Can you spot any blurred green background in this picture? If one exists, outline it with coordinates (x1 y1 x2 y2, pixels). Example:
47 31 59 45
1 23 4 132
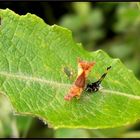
0 2 140 138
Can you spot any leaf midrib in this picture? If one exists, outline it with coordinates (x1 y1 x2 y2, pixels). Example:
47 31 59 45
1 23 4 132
101 89 140 100
0 71 140 100
0 71 71 88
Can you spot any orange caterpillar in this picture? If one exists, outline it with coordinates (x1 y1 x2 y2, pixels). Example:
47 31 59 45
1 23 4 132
64 59 95 101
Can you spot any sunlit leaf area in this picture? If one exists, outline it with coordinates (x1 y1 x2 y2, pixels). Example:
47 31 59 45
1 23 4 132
0 2 140 138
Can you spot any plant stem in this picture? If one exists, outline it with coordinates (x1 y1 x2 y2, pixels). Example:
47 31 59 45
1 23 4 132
11 118 19 138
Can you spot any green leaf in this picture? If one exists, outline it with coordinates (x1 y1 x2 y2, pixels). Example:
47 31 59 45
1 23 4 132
55 128 90 138
122 131 140 138
54 127 126 138
137 2 140 10
0 9 140 129
114 5 140 32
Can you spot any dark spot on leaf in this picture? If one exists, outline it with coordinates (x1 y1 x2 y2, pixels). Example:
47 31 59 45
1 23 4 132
63 67 72 78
